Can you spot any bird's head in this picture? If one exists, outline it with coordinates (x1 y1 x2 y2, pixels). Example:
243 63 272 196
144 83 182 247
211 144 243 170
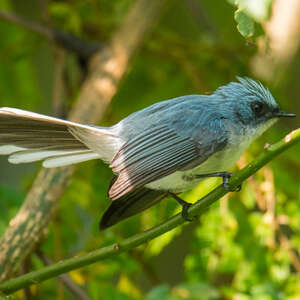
214 77 296 130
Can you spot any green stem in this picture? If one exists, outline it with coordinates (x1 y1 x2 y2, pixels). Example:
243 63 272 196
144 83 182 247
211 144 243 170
0 129 299 295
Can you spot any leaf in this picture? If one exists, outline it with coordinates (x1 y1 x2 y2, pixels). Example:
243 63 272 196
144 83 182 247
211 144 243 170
173 283 220 300
146 285 171 300
232 0 274 21
234 9 255 38
118 275 142 299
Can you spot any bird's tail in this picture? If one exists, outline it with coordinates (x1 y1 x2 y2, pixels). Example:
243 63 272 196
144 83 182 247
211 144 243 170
0 107 119 167
100 186 167 229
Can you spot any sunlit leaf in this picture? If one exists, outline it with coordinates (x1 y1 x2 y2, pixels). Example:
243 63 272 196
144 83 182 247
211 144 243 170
234 9 254 38
118 275 142 299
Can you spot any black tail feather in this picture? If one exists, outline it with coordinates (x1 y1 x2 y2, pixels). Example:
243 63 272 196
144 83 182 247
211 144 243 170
100 187 167 230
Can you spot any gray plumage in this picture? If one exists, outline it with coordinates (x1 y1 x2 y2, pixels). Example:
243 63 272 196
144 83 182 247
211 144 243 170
0 77 295 229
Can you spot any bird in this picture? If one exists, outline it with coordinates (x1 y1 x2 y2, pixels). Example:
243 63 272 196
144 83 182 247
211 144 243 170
0 77 295 229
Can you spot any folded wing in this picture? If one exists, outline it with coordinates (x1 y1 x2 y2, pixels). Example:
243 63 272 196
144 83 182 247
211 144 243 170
108 109 227 199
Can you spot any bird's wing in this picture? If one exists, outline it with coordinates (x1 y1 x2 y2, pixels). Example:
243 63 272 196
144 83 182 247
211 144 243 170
108 109 227 199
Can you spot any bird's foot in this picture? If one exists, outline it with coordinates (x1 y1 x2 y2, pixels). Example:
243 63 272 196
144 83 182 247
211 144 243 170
194 171 241 192
181 202 194 222
168 192 195 222
221 172 241 192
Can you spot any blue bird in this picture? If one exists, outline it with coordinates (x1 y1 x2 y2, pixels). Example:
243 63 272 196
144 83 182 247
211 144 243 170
0 77 295 229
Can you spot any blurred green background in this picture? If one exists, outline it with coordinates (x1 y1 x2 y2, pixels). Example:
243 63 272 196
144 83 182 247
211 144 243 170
0 0 299 299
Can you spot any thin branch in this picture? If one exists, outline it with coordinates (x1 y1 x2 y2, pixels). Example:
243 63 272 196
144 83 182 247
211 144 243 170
52 48 67 117
19 258 32 300
0 10 53 39
0 10 102 60
185 0 220 39
0 129 299 295
39 0 52 26
36 251 90 300
52 29 102 60
130 249 161 286
279 233 300 272
0 0 168 282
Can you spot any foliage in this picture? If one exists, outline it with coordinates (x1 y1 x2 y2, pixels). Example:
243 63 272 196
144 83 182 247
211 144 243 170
234 10 254 38
0 0 299 299
230 0 273 38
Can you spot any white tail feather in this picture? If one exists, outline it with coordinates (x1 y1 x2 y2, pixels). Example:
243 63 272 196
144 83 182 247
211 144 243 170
43 152 101 168
8 149 92 164
0 107 121 167
0 107 93 130
0 145 26 155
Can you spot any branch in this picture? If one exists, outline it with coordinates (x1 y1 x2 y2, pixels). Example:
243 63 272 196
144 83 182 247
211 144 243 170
0 10 102 60
0 129 299 295
36 250 90 300
185 0 220 39
130 249 161 285
0 0 167 281
0 10 52 39
51 48 67 117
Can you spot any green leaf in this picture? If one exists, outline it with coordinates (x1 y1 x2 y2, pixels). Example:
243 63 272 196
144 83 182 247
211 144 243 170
234 9 255 38
146 285 171 300
232 0 274 22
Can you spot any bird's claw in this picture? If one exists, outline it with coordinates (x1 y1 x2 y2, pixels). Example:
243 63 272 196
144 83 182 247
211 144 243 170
222 173 242 192
181 202 196 222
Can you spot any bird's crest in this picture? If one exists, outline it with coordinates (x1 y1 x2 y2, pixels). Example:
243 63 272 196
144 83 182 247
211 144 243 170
236 76 277 108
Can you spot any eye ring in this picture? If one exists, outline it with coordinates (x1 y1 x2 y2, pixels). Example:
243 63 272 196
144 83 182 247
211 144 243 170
251 101 265 116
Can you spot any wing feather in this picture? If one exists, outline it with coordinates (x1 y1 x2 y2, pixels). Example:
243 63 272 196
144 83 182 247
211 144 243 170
109 110 227 200
109 144 196 198
111 125 172 167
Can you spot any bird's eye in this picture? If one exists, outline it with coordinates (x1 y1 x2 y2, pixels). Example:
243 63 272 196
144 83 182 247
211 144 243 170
251 101 265 117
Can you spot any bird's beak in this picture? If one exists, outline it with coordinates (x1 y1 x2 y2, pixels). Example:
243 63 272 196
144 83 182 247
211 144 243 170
273 110 296 118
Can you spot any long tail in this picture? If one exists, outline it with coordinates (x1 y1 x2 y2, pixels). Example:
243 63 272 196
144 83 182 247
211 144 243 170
0 107 119 167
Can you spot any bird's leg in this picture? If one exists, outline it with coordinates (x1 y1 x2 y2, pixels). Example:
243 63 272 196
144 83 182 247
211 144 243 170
168 192 195 222
194 172 241 192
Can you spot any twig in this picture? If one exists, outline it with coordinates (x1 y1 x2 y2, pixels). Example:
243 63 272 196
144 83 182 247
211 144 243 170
0 10 53 39
0 128 299 295
130 249 161 286
185 0 220 39
39 0 51 26
52 29 101 60
36 250 90 300
0 0 168 282
52 48 67 117
0 10 101 60
39 0 67 118
19 258 32 300
279 233 300 272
